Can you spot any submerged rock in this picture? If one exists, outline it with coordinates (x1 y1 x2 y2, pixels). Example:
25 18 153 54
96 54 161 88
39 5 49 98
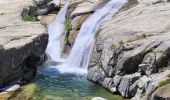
0 84 20 92
0 92 13 100
91 97 106 100
0 84 20 99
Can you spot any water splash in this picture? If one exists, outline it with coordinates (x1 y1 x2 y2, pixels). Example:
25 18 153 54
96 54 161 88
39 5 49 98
46 0 127 75
46 2 69 62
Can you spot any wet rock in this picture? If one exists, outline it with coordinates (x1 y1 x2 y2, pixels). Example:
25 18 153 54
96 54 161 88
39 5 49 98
38 14 57 27
0 84 20 100
87 67 106 84
68 30 78 44
117 73 141 98
102 78 113 89
71 0 104 18
71 14 90 30
91 97 106 100
0 84 20 92
0 92 13 100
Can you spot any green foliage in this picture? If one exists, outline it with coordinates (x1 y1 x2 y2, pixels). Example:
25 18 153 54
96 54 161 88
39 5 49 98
21 10 37 22
158 78 170 87
64 20 72 32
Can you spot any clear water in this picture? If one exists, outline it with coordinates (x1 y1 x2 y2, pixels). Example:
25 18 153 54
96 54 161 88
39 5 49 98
12 65 123 100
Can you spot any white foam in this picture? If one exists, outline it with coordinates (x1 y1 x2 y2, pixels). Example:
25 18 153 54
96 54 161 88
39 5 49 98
50 64 87 75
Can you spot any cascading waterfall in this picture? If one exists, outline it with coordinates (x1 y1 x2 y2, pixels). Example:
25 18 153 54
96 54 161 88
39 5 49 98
66 0 127 69
47 0 127 74
46 2 69 62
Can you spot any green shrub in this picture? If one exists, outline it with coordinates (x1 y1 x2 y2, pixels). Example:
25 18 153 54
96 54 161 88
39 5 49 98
21 11 37 22
64 20 72 32
158 78 170 87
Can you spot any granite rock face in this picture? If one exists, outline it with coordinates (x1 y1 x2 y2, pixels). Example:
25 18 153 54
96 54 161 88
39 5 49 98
88 0 170 99
0 0 48 87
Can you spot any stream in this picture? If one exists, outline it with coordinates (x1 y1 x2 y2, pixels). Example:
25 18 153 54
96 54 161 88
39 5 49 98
11 63 123 100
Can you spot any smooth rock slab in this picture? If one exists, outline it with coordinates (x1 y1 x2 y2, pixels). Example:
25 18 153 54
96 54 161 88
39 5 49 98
0 0 48 87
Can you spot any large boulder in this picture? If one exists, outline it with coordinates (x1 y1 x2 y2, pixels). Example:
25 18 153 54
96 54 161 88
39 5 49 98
151 84 170 100
71 0 107 18
0 0 48 87
88 0 170 98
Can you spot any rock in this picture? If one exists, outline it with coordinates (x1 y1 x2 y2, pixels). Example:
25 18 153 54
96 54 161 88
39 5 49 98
0 84 20 92
139 41 170 76
91 97 106 100
11 83 38 99
50 0 65 7
33 0 51 6
71 14 90 30
137 76 151 90
113 75 122 88
27 0 61 17
102 78 113 89
137 0 168 5
110 87 117 93
0 0 48 87
0 92 13 100
87 67 106 84
88 0 170 98
29 3 58 16
0 84 20 100
68 30 78 44
117 73 141 98
39 14 57 27
151 84 170 100
71 0 104 17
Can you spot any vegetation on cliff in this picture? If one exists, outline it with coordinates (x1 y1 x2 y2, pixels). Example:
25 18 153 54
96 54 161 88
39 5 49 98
21 10 38 22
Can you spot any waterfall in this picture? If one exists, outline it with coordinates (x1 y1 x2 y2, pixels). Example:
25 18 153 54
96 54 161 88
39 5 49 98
45 2 69 62
47 0 127 74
